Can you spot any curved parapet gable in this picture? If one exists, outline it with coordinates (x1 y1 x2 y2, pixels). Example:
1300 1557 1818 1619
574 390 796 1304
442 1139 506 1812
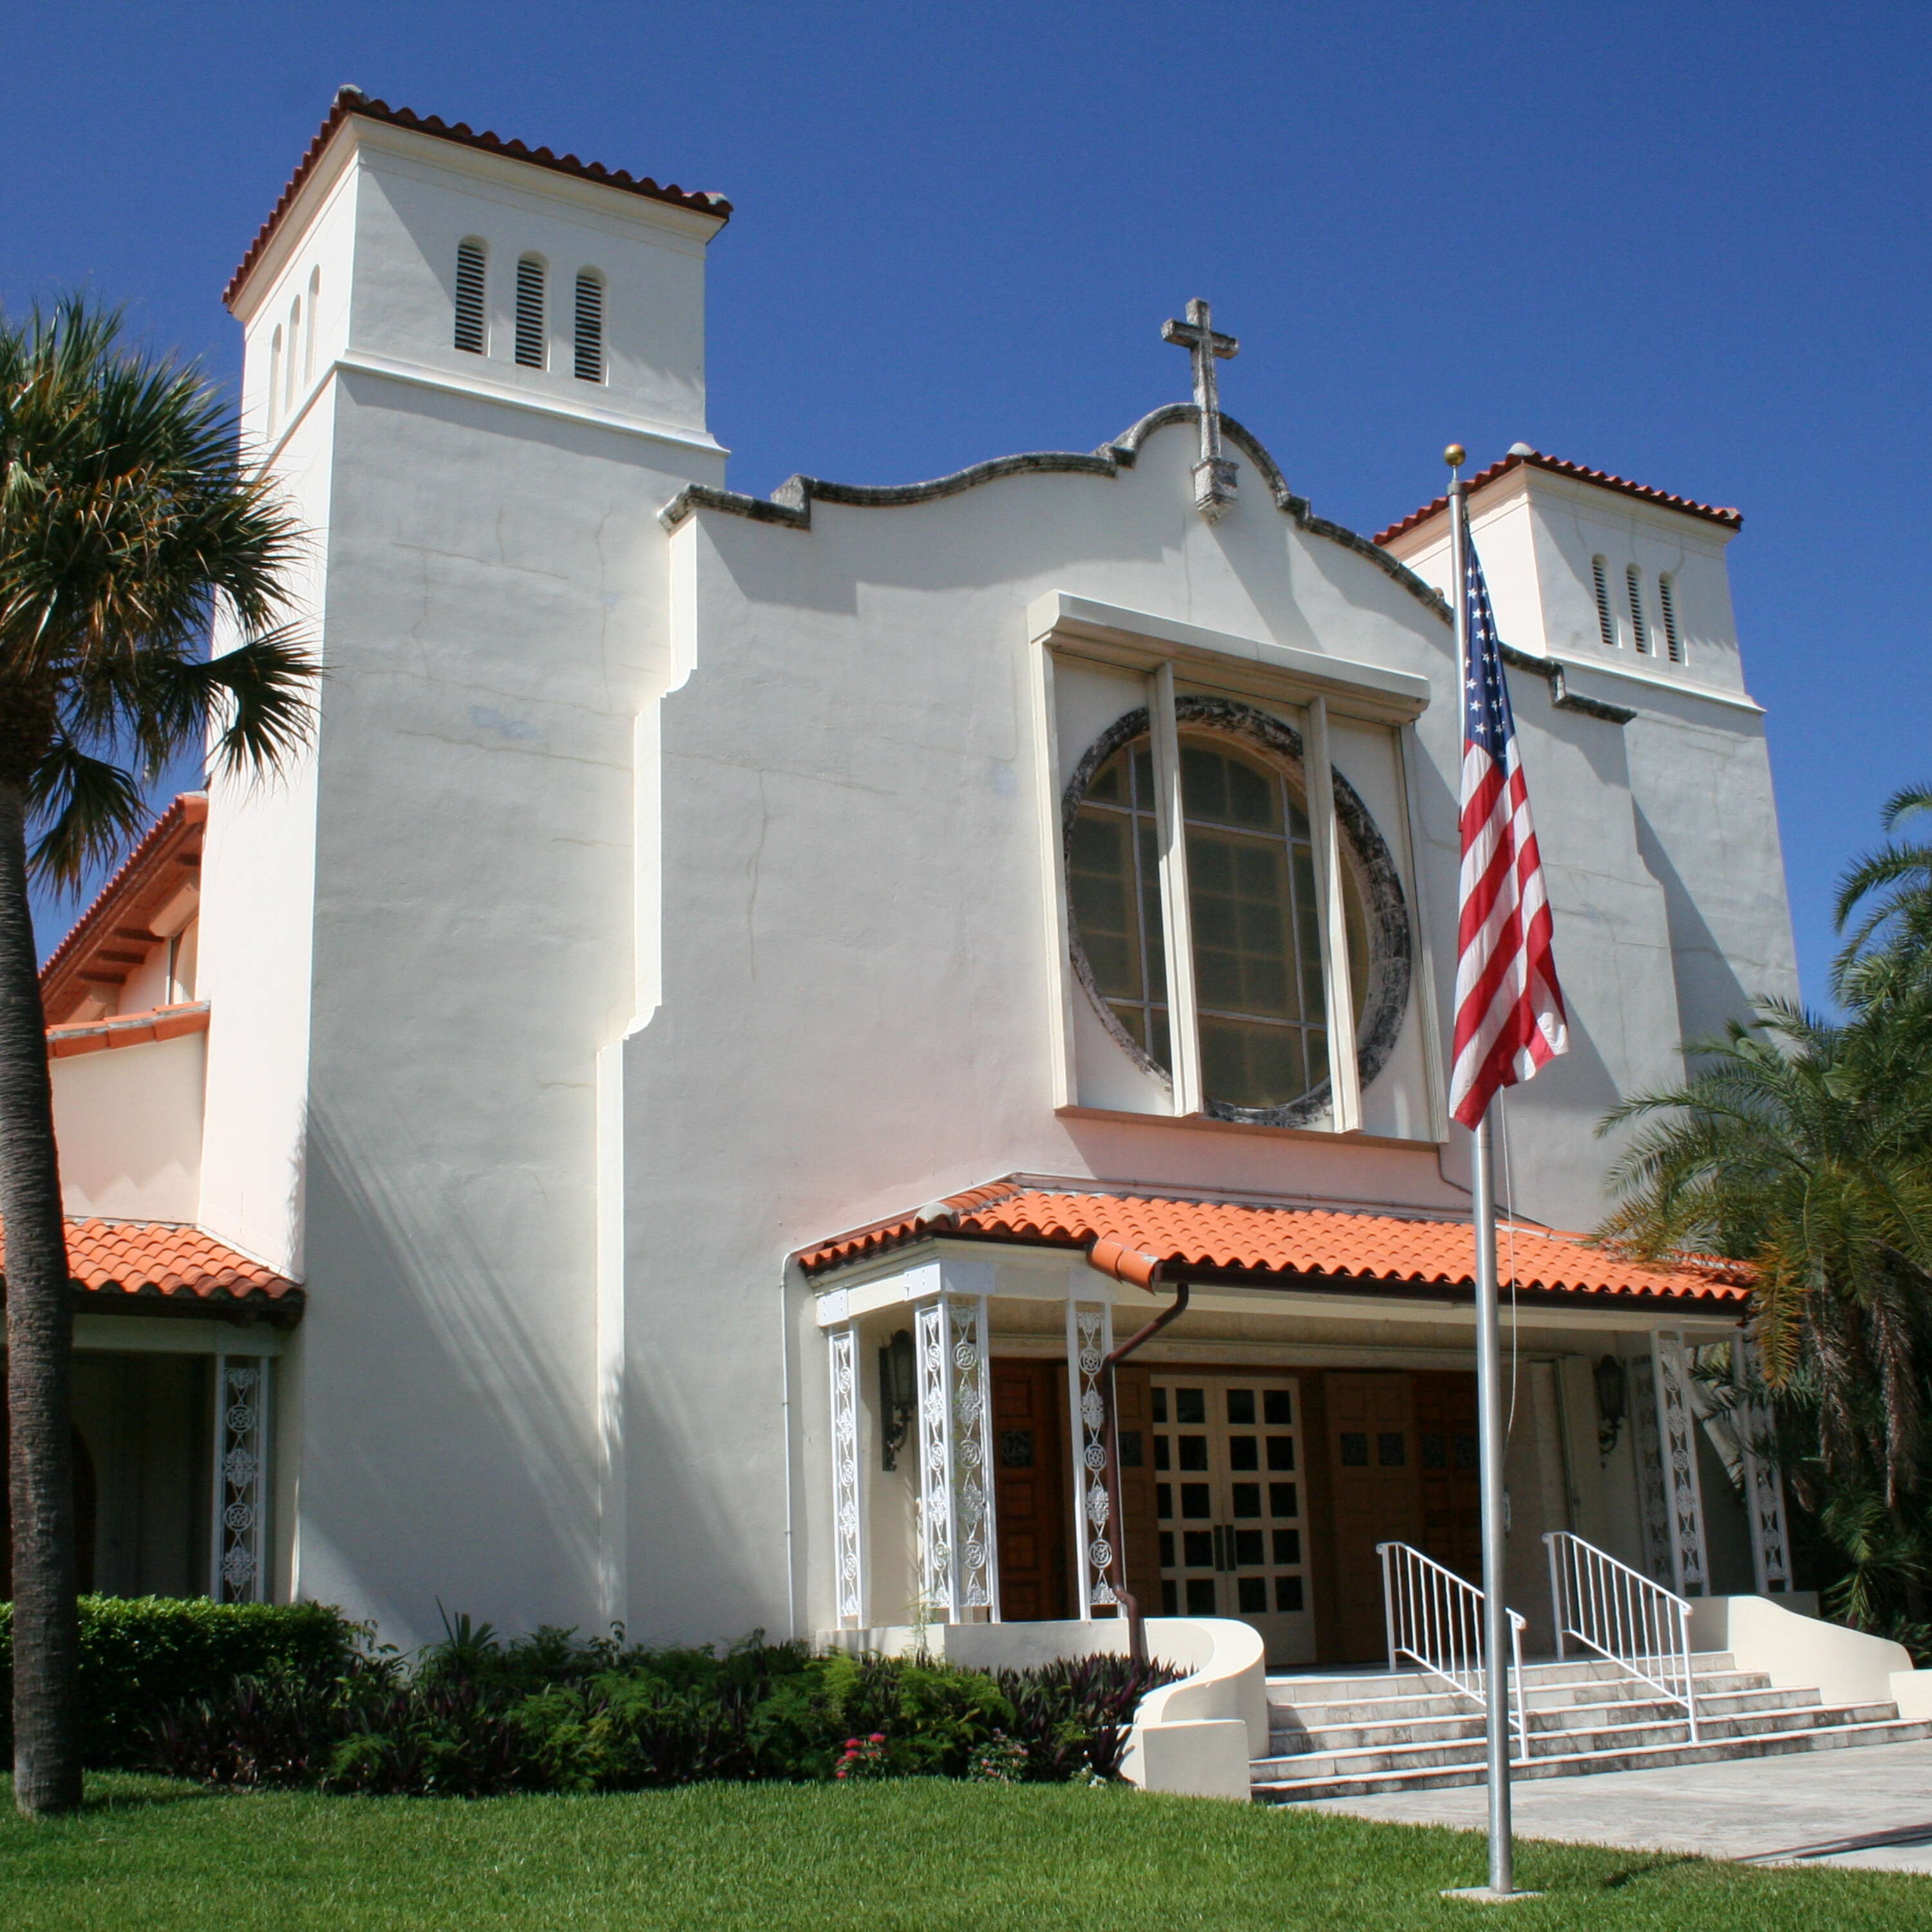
660 402 1449 617
658 404 1631 728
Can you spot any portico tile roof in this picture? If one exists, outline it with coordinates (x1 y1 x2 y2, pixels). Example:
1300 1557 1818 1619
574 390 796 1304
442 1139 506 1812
1373 448 1743 549
1 1219 301 1316
798 1180 1748 1307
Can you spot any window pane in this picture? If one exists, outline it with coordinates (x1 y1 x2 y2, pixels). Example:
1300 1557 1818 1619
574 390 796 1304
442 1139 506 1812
1276 1575 1305 1613
1178 1435 1209 1471
1236 1575 1267 1613
1070 810 1141 999
1200 1019 1307 1112
1269 1482 1299 1518
1263 1389 1293 1425
1230 1482 1260 1519
1226 1436 1258 1471
1233 1528 1264 1566
1273 1528 1302 1565
1227 1388 1257 1425
1175 1388 1206 1424
1265 1436 1296 1472
1186 1577 1217 1614
1087 750 1127 803
1183 1529 1215 1568
1180 1483 1212 1519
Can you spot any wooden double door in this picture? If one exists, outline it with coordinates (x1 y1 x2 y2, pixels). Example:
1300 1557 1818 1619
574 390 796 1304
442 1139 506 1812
989 1358 1482 1665
1324 1370 1482 1660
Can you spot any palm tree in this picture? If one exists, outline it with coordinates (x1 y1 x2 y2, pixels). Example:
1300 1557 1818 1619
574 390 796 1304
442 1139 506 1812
1598 998 1932 1510
1 300 312 1816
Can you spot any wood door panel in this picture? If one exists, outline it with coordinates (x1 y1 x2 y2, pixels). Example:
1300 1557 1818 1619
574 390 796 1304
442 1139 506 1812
992 1359 1070 1622
1113 1365 1162 1618
1413 1372 1482 1583
1324 1372 1421 1663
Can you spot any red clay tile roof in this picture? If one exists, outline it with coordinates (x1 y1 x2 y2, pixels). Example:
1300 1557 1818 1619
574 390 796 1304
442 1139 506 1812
0 1219 301 1316
798 1181 1748 1307
226 88 732 310
46 1003 209 1061
1373 448 1743 550
39 793 205 1023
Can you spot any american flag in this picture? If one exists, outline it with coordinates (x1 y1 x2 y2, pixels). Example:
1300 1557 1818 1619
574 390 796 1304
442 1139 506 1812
1448 511 1568 1128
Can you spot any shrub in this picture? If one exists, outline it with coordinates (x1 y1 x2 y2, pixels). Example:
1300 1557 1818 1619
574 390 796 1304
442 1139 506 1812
0 1596 361 1768
137 1621 1178 1796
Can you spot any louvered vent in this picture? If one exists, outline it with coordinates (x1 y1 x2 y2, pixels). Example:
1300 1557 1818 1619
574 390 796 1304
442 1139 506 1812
515 256 546 368
574 270 605 383
454 240 487 354
1591 556 1616 648
1658 573 1684 663
1627 564 1650 654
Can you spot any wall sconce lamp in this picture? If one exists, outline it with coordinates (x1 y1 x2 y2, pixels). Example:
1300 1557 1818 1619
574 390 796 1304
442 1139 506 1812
1595 1354 1628 1457
878 1329 916 1471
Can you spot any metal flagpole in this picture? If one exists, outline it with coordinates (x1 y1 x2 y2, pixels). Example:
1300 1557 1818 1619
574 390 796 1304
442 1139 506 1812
1446 449 1522 1902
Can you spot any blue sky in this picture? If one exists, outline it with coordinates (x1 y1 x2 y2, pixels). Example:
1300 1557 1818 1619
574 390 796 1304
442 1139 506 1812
5 0 1926 1007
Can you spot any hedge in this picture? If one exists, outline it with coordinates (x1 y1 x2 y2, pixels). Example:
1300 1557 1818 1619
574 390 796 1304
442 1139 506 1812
0 1596 359 1768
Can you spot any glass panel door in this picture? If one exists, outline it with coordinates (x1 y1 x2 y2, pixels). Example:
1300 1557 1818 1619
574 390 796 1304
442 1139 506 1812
1151 1372 1314 1665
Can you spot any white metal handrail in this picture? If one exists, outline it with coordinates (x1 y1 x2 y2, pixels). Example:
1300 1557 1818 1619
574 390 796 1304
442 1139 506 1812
1544 1530 1699 1743
1377 1540 1529 1761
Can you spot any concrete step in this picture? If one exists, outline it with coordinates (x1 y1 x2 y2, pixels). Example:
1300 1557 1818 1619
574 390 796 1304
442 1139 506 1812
1251 1714 1932 1804
1268 1687 1835 1756
1269 1672 1769 1730
1265 1653 1743 1709
1258 1700 1900 1777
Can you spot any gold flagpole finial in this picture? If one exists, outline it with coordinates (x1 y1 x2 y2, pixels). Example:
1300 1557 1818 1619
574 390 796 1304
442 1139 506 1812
1444 443 1466 470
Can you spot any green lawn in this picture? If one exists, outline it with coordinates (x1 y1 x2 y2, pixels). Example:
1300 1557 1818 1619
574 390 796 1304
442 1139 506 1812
0 1776 1924 1931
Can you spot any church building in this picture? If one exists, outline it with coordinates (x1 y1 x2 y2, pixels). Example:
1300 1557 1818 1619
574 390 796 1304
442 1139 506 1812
23 91 1799 1672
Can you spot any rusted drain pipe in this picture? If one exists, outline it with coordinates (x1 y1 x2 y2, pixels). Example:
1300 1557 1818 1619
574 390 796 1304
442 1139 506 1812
1088 1237 1189 1668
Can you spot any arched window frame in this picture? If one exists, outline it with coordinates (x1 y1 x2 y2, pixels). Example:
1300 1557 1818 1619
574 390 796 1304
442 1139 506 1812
285 298 301 415
454 238 488 354
1060 687 1411 1132
515 253 547 369
573 268 606 383
1591 555 1617 649
267 326 283 436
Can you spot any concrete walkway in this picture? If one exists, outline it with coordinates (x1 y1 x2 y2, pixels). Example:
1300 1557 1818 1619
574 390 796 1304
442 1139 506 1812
1287 1739 1932 1873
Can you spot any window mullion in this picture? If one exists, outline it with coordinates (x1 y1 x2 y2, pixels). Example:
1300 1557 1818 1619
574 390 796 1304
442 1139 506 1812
1148 661 1203 1115
1303 696 1362 1133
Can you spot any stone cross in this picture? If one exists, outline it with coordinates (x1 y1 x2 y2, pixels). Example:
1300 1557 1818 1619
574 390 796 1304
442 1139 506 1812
1162 298 1240 521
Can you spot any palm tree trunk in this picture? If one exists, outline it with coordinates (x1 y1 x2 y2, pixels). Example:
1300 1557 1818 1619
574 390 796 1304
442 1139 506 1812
0 777 80 1817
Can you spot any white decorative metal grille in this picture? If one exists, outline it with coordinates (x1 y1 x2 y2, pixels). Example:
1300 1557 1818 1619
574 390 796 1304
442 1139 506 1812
914 1300 954 1615
829 1325 864 1625
1629 1353 1674 1587
911 1293 998 1620
211 1357 269 1602
949 1297 998 1615
1066 1299 1116 1613
1732 1374 1792 1594
1651 1331 1709 1596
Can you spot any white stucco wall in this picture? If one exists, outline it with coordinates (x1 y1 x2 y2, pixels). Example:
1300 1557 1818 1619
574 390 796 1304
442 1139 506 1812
52 1032 205 1222
190 113 1788 1650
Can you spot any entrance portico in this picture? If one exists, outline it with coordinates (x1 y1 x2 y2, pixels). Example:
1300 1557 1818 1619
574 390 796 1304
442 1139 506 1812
802 1179 1782 1665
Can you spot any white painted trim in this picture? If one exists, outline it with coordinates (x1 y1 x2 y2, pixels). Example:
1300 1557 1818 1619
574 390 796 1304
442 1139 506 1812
1396 723 1452 1143
332 352 726 457
1030 639 1079 1109
1149 661 1204 1117
1536 650 1764 715
1052 1102 1434 1148
1028 592 1431 720
1303 696 1361 1132
73 1314 285 1356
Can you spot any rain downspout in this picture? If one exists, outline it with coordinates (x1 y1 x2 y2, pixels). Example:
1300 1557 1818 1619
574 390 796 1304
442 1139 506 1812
1088 1237 1189 1668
